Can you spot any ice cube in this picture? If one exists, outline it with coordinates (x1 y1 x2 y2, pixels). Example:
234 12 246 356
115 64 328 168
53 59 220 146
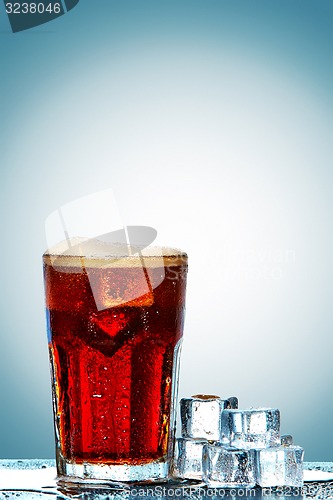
255 445 304 487
87 264 154 311
203 443 256 488
172 437 206 480
281 435 293 446
180 395 238 441
226 397 239 409
221 408 280 449
84 309 139 357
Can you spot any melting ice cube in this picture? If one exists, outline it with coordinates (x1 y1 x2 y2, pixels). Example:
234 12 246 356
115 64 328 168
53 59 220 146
203 443 256 488
255 445 304 487
173 437 206 480
180 395 238 442
221 408 280 449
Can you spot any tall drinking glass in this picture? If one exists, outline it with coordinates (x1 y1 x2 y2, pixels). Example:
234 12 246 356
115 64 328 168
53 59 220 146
43 240 187 486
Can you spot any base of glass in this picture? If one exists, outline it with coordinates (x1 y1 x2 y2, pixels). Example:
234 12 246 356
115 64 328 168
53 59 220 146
56 455 169 488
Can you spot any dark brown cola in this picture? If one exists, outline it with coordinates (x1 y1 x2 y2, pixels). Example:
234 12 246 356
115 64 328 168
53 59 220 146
43 247 187 465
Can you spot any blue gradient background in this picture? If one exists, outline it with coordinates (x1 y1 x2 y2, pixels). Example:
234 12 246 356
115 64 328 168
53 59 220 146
0 1 332 460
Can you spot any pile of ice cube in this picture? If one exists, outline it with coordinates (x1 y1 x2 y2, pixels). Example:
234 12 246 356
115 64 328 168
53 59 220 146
172 395 304 488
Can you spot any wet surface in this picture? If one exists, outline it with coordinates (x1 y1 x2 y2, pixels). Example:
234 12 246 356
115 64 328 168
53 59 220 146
1 461 333 499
